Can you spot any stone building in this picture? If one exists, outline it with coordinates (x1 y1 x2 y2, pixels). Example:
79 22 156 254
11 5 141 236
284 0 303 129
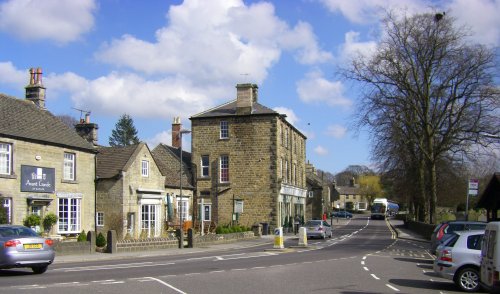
95 143 166 239
190 83 307 231
306 163 332 219
332 178 369 211
0 68 97 236
151 118 195 232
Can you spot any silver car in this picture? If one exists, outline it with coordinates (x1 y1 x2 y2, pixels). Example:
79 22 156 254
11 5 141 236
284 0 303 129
304 220 332 239
0 225 55 274
433 230 484 292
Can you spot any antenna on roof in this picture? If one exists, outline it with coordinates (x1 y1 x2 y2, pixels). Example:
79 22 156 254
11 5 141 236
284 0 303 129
72 107 91 121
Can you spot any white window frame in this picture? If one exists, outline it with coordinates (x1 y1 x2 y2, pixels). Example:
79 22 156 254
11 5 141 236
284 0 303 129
220 121 229 139
2 198 12 224
141 160 149 177
63 152 75 181
141 204 160 237
220 155 229 183
57 197 81 234
202 204 211 221
0 143 12 175
96 212 104 227
177 198 189 222
201 155 209 177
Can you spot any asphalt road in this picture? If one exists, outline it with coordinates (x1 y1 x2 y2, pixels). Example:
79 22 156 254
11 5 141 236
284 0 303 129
0 217 477 294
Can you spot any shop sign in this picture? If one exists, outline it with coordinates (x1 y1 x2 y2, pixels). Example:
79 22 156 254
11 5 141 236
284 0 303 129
21 165 55 193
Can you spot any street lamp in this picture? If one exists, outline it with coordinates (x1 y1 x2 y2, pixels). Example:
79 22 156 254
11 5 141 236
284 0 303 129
178 129 191 249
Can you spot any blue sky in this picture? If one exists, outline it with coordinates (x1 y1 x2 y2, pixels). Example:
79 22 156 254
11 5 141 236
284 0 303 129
1 0 499 174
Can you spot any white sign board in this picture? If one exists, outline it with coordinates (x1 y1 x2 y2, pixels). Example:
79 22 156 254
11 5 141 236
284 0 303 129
235 200 244 213
468 179 479 196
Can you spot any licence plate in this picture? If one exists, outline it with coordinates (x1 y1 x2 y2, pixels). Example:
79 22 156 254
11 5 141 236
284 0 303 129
24 243 42 249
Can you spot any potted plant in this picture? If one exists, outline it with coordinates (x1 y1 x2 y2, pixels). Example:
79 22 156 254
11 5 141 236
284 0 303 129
42 213 58 235
23 214 41 232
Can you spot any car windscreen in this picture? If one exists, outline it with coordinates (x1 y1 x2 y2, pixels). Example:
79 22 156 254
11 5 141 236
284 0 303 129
0 227 38 237
467 224 487 230
305 221 321 226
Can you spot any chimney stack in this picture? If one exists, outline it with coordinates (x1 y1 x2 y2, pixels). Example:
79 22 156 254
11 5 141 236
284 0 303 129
25 67 46 109
172 117 181 148
236 83 258 115
75 112 99 145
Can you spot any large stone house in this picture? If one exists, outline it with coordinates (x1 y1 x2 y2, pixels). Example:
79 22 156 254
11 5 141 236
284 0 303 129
151 118 195 232
95 143 165 239
0 68 97 236
332 178 369 211
190 83 307 231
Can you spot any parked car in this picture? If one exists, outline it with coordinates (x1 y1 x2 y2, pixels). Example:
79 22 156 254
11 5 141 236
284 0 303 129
480 221 500 293
304 220 332 239
433 230 484 292
331 211 353 218
0 225 55 274
430 221 487 255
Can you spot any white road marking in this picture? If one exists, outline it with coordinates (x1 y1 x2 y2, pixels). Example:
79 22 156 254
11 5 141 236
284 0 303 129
371 274 380 280
361 261 365 265
363 267 369 271
386 284 400 291
145 277 187 294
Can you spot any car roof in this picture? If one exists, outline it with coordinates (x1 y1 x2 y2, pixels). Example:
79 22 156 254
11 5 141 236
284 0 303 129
453 230 485 236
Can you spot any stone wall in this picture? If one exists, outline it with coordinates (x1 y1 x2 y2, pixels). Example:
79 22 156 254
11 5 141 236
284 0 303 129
53 240 94 256
116 237 179 252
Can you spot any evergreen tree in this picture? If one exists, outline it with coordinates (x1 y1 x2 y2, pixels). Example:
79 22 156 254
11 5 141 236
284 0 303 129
109 114 140 146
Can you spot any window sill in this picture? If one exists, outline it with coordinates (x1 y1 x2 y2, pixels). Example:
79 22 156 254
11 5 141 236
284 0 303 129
218 182 231 186
0 173 17 179
61 179 79 184
197 176 211 181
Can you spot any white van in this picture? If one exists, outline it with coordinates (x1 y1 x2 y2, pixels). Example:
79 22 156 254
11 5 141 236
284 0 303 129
480 222 500 293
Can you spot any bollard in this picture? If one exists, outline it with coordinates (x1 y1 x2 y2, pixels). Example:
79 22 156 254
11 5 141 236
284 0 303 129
273 227 284 249
298 227 308 247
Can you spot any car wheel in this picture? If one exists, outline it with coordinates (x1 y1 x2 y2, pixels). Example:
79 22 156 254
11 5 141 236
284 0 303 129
455 267 480 292
328 231 332 238
32 266 48 274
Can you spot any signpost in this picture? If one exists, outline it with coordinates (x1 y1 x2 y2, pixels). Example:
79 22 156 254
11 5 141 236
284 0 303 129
465 179 479 221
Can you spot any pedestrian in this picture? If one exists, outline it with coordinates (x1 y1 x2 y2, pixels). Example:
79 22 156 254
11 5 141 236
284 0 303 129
294 215 300 235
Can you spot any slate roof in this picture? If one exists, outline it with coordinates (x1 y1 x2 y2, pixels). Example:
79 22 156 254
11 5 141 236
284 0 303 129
0 93 95 152
335 185 362 195
190 100 277 118
151 144 194 189
96 144 142 179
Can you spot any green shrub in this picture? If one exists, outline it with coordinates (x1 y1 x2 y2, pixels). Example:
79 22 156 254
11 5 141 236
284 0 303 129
77 230 87 242
23 214 41 227
96 232 106 247
42 213 58 232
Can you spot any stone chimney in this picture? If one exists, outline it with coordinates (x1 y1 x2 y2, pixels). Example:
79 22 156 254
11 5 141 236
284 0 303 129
75 113 99 145
25 67 46 109
236 83 258 115
350 177 355 187
172 117 181 148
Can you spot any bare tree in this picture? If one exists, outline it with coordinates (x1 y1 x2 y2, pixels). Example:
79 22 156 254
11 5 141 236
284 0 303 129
344 11 499 223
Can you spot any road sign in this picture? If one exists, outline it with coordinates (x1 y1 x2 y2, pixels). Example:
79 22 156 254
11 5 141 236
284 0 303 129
468 179 479 196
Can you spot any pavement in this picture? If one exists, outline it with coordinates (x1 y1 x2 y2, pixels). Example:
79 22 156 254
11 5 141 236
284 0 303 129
53 217 429 264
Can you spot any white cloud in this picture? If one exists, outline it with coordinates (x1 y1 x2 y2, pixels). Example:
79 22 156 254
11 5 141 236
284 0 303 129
95 0 331 85
273 107 299 126
296 69 352 107
319 0 426 24
339 31 377 63
445 0 500 46
326 124 347 138
0 0 97 44
314 145 328 156
0 62 27 87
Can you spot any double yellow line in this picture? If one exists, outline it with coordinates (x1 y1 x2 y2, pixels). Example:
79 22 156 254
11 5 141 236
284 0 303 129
386 218 397 239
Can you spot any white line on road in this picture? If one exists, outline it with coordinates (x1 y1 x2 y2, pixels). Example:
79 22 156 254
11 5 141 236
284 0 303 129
361 261 365 265
145 277 187 294
386 284 400 291
371 274 380 280
363 256 367 260
363 267 369 271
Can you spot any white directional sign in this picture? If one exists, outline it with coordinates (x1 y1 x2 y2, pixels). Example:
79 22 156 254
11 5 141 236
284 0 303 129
468 179 479 196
